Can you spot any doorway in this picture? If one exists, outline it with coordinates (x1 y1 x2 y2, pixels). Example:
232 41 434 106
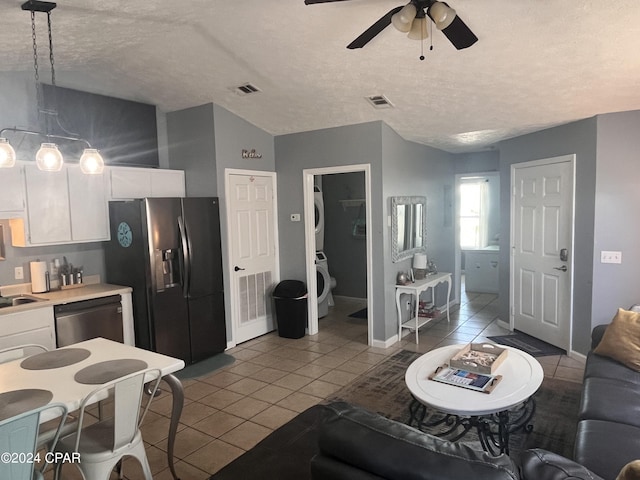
510 155 575 351
454 172 500 301
303 164 373 345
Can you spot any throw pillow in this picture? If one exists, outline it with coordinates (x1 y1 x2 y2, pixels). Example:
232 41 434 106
616 460 640 480
594 308 640 372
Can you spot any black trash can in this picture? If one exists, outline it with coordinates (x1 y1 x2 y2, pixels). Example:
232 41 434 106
273 280 308 339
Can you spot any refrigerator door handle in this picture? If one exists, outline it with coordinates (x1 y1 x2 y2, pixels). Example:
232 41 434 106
178 215 190 298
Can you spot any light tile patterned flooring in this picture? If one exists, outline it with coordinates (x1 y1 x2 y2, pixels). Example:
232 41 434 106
53 288 585 479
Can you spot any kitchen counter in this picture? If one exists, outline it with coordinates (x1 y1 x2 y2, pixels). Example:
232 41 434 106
0 283 132 315
0 282 135 348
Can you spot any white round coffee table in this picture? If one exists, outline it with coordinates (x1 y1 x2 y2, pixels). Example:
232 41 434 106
405 344 544 455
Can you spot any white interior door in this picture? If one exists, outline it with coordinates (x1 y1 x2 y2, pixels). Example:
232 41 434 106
227 172 278 344
511 155 575 350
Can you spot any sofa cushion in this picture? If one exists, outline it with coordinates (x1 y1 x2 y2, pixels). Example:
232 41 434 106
593 308 640 372
578 377 640 428
520 449 604 480
574 419 640 480
314 402 520 480
583 351 640 386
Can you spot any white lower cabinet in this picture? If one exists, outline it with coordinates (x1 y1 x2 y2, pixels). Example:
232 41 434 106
0 306 56 357
465 249 500 294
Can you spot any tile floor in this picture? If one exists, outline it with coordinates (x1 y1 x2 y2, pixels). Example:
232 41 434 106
52 287 585 479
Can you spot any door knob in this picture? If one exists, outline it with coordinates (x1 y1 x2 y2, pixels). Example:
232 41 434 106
553 265 567 272
234 266 245 272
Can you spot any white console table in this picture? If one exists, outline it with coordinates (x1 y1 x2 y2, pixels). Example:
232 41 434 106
396 272 452 344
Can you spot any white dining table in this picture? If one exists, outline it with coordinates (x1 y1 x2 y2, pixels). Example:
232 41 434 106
0 337 185 480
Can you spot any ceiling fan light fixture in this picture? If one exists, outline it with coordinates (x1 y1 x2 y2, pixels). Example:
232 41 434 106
0 138 16 168
79 148 104 174
36 143 64 172
391 3 417 33
428 1 456 30
407 16 428 40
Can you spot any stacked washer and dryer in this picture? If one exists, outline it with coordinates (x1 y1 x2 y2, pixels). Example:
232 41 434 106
314 185 337 318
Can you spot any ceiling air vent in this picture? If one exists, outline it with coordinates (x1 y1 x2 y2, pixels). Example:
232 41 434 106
234 83 261 96
366 94 394 109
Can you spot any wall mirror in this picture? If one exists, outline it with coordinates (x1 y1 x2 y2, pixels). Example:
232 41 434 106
391 196 427 262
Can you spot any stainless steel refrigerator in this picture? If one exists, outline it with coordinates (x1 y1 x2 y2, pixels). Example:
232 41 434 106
104 197 226 364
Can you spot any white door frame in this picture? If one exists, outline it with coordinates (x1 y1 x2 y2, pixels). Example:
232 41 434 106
303 164 374 345
224 168 280 347
509 155 576 353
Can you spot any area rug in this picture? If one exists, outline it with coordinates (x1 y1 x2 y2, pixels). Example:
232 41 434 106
329 349 580 460
348 307 367 319
210 350 581 479
173 353 235 380
488 330 566 357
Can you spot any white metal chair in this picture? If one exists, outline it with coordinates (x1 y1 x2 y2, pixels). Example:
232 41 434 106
52 368 162 480
0 344 48 364
0 402 68 480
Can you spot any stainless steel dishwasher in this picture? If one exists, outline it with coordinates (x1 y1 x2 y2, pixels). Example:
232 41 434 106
54 295 124 347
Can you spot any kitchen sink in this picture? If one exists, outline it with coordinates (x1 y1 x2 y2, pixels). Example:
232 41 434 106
0 294 46 308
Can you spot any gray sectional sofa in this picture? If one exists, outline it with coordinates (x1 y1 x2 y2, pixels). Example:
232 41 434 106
573 324 640 479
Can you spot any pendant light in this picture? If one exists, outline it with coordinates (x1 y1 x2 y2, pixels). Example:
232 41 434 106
0 0 105 174
0 138 16 168
79 148 105 174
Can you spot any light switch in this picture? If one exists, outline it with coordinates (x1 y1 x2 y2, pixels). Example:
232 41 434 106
15 266 24 280
601 251 622 264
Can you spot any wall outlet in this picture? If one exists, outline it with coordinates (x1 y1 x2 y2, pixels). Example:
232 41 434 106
290 213 301 222
15 266 24 280
601 250 622 264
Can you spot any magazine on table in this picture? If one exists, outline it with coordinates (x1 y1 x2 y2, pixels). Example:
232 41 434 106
429 365 501 393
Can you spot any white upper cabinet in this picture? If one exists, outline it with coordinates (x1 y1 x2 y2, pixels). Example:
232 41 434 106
109 166 185 199
68 167 109 242
0 166 26 213
151 169 185 197
23 164 72 244
8 162 109 246
3 162 184 247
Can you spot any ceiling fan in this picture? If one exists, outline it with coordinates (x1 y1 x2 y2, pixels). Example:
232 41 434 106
304 0 478 50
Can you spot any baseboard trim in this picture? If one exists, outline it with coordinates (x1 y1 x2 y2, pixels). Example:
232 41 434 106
371 335 399 349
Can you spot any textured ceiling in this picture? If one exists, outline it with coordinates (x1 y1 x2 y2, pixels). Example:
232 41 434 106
1 0 640 153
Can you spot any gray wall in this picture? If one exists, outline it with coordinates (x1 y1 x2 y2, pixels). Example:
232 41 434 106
167 103 276 344
498 118 598 354
0 219 105 287
275 121 386 339
455 150 499 174
322 172 366 299
167 104 218 196
591 111 640 326
381 124 456 339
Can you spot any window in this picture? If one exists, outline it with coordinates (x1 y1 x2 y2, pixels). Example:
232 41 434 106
459 178 488 249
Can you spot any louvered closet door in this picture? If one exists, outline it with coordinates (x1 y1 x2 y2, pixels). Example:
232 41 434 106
228 173 277 344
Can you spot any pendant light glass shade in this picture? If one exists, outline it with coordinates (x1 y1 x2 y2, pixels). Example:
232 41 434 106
0 138 16 168
428 2 456 30
391 3 417 33
407 17 428 40
79 148 104 174
36 143 64 171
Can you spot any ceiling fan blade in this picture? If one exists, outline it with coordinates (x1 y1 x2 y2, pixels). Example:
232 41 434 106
439 15 478 49
347 6 403 49
304 0 351 4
